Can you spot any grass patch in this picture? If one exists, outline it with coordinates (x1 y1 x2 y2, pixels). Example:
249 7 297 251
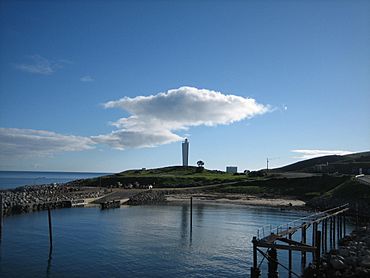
216 185 264 194
81 166 248 187
325 179 370 200
207 175 349 200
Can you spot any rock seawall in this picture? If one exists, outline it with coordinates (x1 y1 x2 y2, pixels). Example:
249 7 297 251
303 226 370 277
126 190 166 205
1 184 104 216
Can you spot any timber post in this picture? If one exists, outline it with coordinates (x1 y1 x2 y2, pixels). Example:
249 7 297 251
267 248 278 278
288 228 292 278
343 212 346 237
251 236 260 278
0 194 3 238
315 230 321 265
48 206 53 250
333 216 336 248
312 222 318 262
356 203 359 230
321 220 325 254
337 215 342 242
324 219 328 253
329 217 333 249
190 196 193 232
301 222 307 272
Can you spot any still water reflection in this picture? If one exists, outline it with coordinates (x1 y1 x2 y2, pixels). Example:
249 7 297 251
0 202 309 277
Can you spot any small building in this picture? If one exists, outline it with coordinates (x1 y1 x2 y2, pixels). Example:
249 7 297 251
226 166 238 174
313 163 329 173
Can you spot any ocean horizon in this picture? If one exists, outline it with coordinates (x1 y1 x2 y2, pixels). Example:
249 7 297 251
0 171 112 190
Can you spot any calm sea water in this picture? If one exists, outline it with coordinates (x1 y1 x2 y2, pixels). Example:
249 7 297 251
0 171 111 189
0 203 314 277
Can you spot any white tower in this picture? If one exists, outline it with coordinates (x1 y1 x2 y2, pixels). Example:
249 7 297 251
182 138 189 166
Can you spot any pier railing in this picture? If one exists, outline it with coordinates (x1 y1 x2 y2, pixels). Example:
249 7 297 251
251 204 350 278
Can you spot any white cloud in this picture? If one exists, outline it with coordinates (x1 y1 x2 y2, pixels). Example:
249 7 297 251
14 55 63 75
80 75 94 82
0 128 95 158
97 86 269 149
0 87 269 158
291 149 354 159
92 129 182 150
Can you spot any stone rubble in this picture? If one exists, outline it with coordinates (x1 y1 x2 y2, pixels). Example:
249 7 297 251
0 184 105 215
303 226 370 277
126 190 166 205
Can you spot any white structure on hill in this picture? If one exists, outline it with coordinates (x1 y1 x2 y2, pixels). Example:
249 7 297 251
182 138 189 166
226 166 237 173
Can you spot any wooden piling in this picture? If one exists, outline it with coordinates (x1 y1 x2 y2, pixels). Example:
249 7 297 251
267 248 278 278
324 219 328 253
288 229 292 278
343 213 346 237
337 215 340 241
48 206 53 250
356 203 359 230
251 236 260 278
329 217 333 249
312 222 318 262
333 216 336 248
0 194 3 238
301 222 307 272
337 215 342 242
321 220 325 254
190 196 193 232
315 230 321 265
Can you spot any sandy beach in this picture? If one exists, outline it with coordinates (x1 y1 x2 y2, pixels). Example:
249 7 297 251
165 193 306 207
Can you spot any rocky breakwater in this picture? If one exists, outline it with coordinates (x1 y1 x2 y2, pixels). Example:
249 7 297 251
126 190 166 205
1 184 105 215
303 226 370 277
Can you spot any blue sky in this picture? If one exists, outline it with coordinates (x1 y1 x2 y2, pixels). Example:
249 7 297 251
0 0 369 172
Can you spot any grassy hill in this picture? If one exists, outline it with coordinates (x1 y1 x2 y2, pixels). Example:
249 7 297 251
75 152 370 208
206 175 348 200
274 151 370 174
307 178 370 211
80 166 248 188
325 178 370 200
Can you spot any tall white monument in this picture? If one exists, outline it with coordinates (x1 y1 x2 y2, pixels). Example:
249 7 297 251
182 138 189 166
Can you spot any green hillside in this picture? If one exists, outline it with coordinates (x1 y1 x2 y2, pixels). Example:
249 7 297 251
307 178 370 210
274 151 370 174
206 175 348 200
74 152 370 208
80 166 247 187
326 179 370 200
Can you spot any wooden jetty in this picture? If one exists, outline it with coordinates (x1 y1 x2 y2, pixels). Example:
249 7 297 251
251 204 349 278
100 200 121 209
71 199 87 207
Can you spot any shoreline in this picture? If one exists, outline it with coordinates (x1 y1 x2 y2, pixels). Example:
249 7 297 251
1 183 310 216
165 192 306 209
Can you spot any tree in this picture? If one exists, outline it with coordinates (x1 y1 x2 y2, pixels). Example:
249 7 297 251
196 160 205 173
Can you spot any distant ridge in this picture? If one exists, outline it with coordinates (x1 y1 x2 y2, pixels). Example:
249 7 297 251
274 151 370 174
80 165 245 188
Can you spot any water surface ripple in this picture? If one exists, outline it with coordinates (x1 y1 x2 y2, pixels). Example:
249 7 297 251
0 203 309 277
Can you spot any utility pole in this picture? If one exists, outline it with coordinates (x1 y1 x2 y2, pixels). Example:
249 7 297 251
266 158 269 171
